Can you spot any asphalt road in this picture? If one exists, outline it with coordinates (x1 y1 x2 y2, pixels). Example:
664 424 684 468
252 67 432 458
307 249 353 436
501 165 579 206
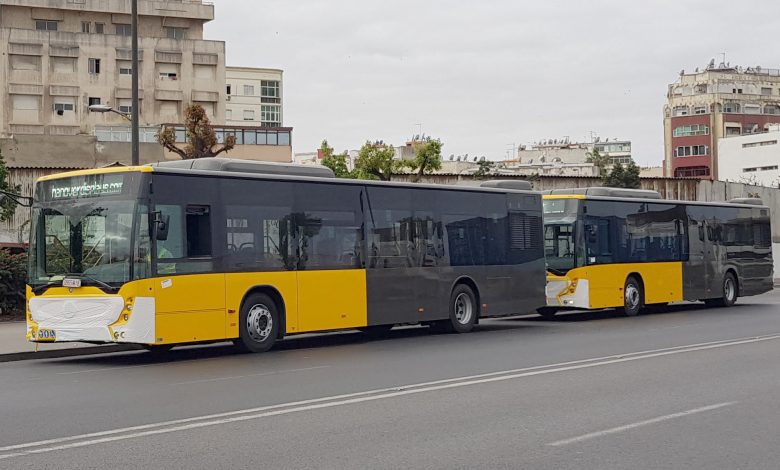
1 291 780 469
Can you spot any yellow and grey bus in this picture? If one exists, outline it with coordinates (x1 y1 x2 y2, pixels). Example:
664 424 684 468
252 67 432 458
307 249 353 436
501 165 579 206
540 188 773 317
26 159 546 352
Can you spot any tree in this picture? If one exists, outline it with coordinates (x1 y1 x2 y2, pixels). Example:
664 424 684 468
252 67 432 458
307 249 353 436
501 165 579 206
319 140 353 178
157 104 235 159
603 160 641 189
586 148 610 177
353 141 401 181
0 149 21 223
407 138 443 182
474 160 495 178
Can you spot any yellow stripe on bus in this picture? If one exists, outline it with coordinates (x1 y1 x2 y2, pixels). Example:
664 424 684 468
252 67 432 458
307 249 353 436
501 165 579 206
37 166 153 182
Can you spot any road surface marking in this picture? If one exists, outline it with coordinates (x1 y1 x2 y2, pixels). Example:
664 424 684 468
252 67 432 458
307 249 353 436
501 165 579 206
547 402 737 447
1 333 778 459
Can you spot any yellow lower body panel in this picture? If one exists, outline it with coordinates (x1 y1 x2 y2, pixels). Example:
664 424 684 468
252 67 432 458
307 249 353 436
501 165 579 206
297 269 368 333
551 262 684 310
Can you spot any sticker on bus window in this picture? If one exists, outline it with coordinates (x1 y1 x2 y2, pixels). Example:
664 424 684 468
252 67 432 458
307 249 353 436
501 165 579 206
161 279 173 289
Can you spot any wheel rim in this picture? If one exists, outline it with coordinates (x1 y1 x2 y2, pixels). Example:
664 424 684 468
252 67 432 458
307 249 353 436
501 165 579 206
725 277 736 301
454 293 474 325
625 283 640 310
246 304 273 342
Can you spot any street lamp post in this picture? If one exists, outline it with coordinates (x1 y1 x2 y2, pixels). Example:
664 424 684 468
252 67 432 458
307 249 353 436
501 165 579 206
88 104 132 120
131 0 140 166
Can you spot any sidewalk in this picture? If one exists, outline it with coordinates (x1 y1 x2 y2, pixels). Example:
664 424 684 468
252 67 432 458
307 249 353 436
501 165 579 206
0 321 134 362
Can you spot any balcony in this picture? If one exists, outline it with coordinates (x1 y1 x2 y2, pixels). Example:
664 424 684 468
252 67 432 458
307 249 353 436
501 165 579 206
0 0 214 21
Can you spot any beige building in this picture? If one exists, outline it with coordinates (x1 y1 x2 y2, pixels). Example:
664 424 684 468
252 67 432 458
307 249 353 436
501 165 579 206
663 61 780 179
225 66 283 127
0 0 225 137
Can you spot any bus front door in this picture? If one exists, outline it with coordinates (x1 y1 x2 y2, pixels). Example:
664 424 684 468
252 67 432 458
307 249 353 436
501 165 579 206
684 207 709 300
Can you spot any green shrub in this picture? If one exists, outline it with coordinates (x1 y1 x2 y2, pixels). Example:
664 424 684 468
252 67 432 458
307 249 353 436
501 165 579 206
0 249 27 316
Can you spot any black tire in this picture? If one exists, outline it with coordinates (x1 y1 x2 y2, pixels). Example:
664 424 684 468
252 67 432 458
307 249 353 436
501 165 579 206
621 276 644 317
705 272 738 308
537 307 558 320
358 325 393 338
435 284 478 334
235 293 280 353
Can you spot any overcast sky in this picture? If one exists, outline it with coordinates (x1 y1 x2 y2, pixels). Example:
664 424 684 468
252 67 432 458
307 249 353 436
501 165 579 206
206 0 780 166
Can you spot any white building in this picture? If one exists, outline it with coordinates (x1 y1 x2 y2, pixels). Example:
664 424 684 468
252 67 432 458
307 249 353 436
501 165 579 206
225 66 282 127
718 126 780 187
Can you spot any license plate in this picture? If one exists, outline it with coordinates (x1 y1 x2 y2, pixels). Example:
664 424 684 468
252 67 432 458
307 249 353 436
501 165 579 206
62 278 82 288
37 328 57 341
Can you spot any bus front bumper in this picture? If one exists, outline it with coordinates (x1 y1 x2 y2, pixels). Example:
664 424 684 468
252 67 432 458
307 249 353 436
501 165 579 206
27 296 156 345
546 278 589 309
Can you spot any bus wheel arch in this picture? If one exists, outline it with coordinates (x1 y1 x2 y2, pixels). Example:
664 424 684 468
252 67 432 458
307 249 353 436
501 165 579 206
239 286 286 341
706 271 739 308
622 273 644 317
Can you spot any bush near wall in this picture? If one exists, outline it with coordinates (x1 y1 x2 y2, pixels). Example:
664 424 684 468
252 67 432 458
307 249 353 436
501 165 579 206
0 249 26 316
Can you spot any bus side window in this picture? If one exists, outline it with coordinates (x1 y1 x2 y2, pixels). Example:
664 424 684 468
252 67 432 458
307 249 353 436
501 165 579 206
186 205 212 257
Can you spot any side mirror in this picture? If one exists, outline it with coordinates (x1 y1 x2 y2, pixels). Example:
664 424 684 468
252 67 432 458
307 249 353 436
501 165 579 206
154 213 170 241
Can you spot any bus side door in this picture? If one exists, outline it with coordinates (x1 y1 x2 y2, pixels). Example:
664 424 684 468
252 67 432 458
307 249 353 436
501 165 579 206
684 206 709 300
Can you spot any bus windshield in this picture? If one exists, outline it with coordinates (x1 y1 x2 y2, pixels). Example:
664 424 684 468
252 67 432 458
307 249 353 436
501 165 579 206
28 173 150 290
542 198 580 275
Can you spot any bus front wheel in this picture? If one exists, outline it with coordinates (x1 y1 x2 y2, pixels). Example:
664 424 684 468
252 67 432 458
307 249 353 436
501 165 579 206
705 272 738 308
235 293 280 353
621 276 644 317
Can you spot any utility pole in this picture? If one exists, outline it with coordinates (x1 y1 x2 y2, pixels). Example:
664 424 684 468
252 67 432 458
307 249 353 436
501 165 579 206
131 0 140 166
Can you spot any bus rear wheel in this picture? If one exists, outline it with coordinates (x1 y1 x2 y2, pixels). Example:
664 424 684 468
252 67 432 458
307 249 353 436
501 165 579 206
235 293 279 353
433 284 478 334
705 272 738 308
621 276 644 317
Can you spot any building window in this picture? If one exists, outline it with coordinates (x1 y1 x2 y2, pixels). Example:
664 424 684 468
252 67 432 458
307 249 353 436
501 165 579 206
95 23 104 34
694 106 708 115
243 85 254 96
675 145 709 157
723 102 740 113
118 100 133 114
672 106 689 117
764 105 780 115
744 104 761 115
673 124 709 137
159 72 178 80
761 87 773 96
243 110 255 121
261 80 280 103
743 165 778 172
261 105 281 127
226 109 232 121
88 58 101 74
120 67 133 75
88 97 101 106
674 167 710 177
115 24 131 36
165 27 187 40
743 140 778 148
226 85 232 95
53 102 74 113
726 126 741 136
732 88 743 94
81 21 91 33
35 20 58 31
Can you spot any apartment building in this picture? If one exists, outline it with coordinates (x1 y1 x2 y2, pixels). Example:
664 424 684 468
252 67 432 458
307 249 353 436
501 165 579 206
225 66 283 127
664 60 780 179
0 0 225 137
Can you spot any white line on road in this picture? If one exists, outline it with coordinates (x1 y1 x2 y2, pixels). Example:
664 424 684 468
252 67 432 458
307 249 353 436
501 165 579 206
1 333 778 460
547 402 737 447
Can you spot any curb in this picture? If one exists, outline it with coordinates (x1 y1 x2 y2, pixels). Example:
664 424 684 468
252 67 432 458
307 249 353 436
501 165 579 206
0 344 139 363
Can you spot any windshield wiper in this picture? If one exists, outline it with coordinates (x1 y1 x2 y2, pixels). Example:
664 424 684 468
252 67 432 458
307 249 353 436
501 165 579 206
546 267 566 276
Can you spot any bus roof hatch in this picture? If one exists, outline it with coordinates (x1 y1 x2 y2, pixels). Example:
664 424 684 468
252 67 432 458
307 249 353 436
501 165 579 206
151 158 335 178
